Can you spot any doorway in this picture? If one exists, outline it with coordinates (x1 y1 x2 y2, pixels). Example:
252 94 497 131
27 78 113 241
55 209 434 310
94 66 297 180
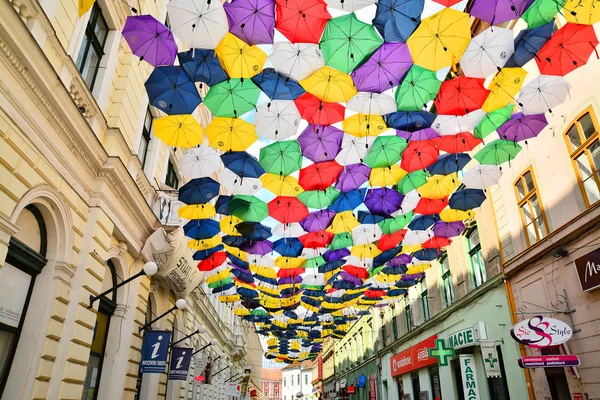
542 347 571 400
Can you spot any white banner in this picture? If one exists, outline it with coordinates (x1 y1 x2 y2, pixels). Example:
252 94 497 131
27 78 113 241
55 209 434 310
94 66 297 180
480 340 502 378
0 263 31 328
459 355 481 400
226 382 241 396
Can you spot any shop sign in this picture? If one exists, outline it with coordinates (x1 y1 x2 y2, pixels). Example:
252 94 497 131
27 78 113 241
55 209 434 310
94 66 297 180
340 378 347 387
573 393 584 400
573 247 600 292
459 355 481 400
510 316 572 348
318 355 323 380
226 383 241 396
428 338 455 367
369 374 377 400
168 347 193 380
0 263 31 328
518 355 580 368
445 322 487 350
480 340 501 378
140 330 171 373
390 335 438 377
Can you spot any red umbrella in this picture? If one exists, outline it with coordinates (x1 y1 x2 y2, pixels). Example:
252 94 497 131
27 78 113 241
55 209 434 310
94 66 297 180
433 132 483 153
277 267 305 278
414 197 448 214
432 0 462 6
434 76 490 116
400 140 439 172
197 252 228 271
364 289 385 298
299 161 344 190
300 230 334 248
342 265 369 279
269 197 309 223
295 93 345 125
275 0 331 44
536 23 599 76
422 236 452 250
377 230 407 251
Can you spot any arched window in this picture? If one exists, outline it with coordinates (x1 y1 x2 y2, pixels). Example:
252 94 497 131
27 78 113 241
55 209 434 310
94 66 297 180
81 260 117 400
0 205 47 394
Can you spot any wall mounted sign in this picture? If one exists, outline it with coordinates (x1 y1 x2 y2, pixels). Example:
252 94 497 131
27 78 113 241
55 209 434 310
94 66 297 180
510 316 573 348
340 378 347 387
428 338 455 367
140 330 171 373
390 335 438 377
369 374 377 400
445 322 487 350
0 263 31 328
226 383 241 396
573 247 600 292
459 355 481 400
518 355 580 368
480 340 502 378
168 347 193 381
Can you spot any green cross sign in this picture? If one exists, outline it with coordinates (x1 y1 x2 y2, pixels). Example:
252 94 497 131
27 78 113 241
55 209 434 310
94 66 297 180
428 338 455 367
485 353 498 369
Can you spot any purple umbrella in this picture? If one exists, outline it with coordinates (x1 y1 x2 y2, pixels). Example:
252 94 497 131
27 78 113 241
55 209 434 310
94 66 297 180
340 271 363 286
241 240 273 255
351 43 413 93
497 112 548 143
400 273 424 281
279 276 303 285
470 0 534 24
298 125 344 163
433 221 465 238
388 254 413 267
122 15 177 67
300 210 337 232
224 0 276 45
397 128 440 142
364 188 403 216
335 164 371 192
323 248 350 262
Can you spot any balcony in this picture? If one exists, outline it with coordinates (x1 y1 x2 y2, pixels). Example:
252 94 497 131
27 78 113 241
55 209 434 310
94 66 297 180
153 191 185 227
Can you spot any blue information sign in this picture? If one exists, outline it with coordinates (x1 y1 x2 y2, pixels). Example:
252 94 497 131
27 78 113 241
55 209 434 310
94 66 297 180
168 347 193 380
140 330 171 373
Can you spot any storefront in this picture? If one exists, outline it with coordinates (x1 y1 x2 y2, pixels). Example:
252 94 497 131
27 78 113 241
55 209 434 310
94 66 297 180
336 360 377 400
323 378 336 400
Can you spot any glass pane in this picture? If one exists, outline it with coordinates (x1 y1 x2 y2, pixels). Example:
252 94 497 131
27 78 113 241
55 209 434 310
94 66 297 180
468 228 480 248
535 216 547 239
576 153 594 181
90 311 109 354
521 204 533 225
442 256 449 273
525 222 537 244
582 176 600 205
94 13 108 45
76 37 90 73
566 124 582 151
524 171 534 193
144 110 153 133
578 113 597 140
516 178 526 199
81 353 102 400
530 195 542 219
590 141 600 173
0 330 16 383
80 47 101 89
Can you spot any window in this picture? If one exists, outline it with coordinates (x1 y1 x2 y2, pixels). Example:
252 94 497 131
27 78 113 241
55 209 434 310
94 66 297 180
297 374 299 385
564 108 600 207
138 108 153 168
76 3 108 91
291 375 294 386
466 226 487 288
165 159 179 189
305 374 308 385
404 300 413 332
392 315 398 341
514 169 549 246
283 377 286 387
440 254 454 307
381 315 387 347
420 284 430 322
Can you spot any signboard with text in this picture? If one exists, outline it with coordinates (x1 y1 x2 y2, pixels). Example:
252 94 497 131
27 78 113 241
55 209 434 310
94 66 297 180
369 374 377 400
140 330 171 373
510 316 572 348
574 248 600 292
226 383 241 396
445 322 487 350
459 355 480 400
0 263 31 328
390 335 438 377
518 355 580 368
168 347 193 380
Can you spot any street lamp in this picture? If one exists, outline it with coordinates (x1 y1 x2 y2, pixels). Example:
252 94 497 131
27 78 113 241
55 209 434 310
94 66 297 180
89 261 158 308
192 337 218 356
169 324 207 348
138 298 187 332
296 392 304 399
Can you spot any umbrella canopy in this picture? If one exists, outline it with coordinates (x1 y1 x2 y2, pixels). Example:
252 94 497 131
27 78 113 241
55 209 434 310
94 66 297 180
203 79 262 118
179 177 220 204
369 165 407 187
298 187 341 209
179 204 217 220
564 0 600 24
417 173 459 199
252 69 305 101
434 133 483 153
319 13 384 74
474 104 513 139
330 189 366 212
215 33 267 79
275 0 331 44
397 170 429 194
299 125 344 163
350 43 413 93
178 49 229 86
434 76 490 116
400 140 439 172
474 140 523 166
449 189 487 211
433 221 465 238
342 114 388 137
153 114 204 148
461 27 514 79
223 0 276 45
274 238 304 257
335 163 371 192
145 67 202 115
294 93 346 125
395 65 442 111
505 22 554 68
269 197 310 223
167 0 229 49
229 195 269 222
469 0 533 24
461 164 503 189
255 100 302 140
496 112 548 142
218 169 263 195
364 136 407 168
261 174 303 196
221 151 265 178
364 188 403 216
300 66 357 103
352 224 383 245
180 146 223 179
336 135 376 165
326 0 376 11
299 161 344 190
259 141 303 175
236 222 272 240
395 128 438 141
373 0 424 43
518 75 571 115
427 153 472 175
123 15 177 67
522 0 564 28
301 210 337 232
346 92 397 115
385 111 436 132
482 68 527 113
206 117 258 151
269 43 325 81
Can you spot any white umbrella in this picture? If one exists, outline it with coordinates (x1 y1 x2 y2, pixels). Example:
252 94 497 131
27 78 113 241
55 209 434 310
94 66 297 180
403 229 433 246
432 109 486 135
460 27 514 79
462 165 502 189
301 248 326 258
179 146 223 179
398 190 421 214
346 92 397 115
344 255 373 268
517 75 572 115
218 168 262 195
269 42 325 81
273 222 306 237
255 100 302 140
216 287 238 296
351 224 383 245
301 271 326 286
326 0 376 12
167 0 229 49
335 134 377 165
247 254 275 268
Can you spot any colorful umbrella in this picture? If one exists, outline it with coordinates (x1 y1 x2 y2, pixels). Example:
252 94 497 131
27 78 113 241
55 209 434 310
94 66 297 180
167 0 229 49
564 0 600 24
352 224 383 245
496 112 548 142
364 188 403 216
153 114 204 148
364 136 408 168
229 195 269 222
449 189 487 211
330 189 367 212
145 67 202 115
300 231 335 247
180 146 223 179
342 114 388 137
206 117 258 151
260 174 304 196
255 100 302 140
299 125 344 163
122 15 177 67
434 76 490 116
252 69 305 100
218 169 263 195
269 43 325 81
414 197 448 214
299 161 344 190
298 187 341 209
385 111 436 132
522 0 564 28
221 151 265 178
223 0 276 45
215 33 267 79
432 110 487 135
327 211 361 233
373 0 424 42
336 135 376 165
474 104 513 139
461 27 514 79
461 164 503 189
179 177 220 204
294 93 346 125
397 127 440 141
427 153 472 175
505 22 554 68
474 140 523 166
275 0 331 44
350 43 413 93
274 238 304 257
417 173 459 199
301 210 337 232
397 170 429 194
335 163 372 192
203 79 262 118
369 165 407 187
300 66 357 103
434 133 483 153
236 222 272 240
178 49 229 86
346 92 397 116
179 204 217 220
469 0 533 24
400 140 439 172
395 65 442 111
259 141 303 175
482 68 527 113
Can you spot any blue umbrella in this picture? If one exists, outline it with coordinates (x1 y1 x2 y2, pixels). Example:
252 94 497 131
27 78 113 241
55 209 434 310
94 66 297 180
412 248 440 261
381 265 408 275
505 22 554 68
357 211 386 224
212 282 236 293
183 219 220 240
177 49 229 86
384 111 436 132
393 279 418 288
145 66 202 115
273 238 304 257
408 214 440 230
330 189 367 212
386 288 408 297
221 151 265 178
229 253 250 269
223 235 246 247
235 222 272 240
318 260 346 273
233 270 256 285
373 246 401 266
449 189 487 211
427 153 472 175
179 177 220 204
251 68 305 100
373 0 424 42
304 289 326 297
193 244 225 260
215 195 233 215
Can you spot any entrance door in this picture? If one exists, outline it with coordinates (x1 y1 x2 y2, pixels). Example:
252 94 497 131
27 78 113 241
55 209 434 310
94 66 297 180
411 372 420 399
542 347 571 400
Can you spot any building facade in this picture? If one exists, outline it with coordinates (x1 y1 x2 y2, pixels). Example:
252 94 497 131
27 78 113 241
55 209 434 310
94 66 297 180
262 368 283 400
321 338 335 400
282 361 313 400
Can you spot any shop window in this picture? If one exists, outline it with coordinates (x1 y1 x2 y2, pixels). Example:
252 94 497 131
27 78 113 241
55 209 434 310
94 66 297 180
420 283 430 322
466 226 487 288
76 3 108 91
0 205 47 395
165 159 179 189
404 301 413 332
440 253 454 307
563 108 600 207
514 169 549 246
410 372 420 398
138 108 153 169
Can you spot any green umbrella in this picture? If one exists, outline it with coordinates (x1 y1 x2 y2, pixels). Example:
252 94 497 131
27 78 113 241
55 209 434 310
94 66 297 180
329 233 354 250
370 266 385 277
259 140 303 176
298 187 341 209
208 276 233 288
395 65 442 111
319 13 384 74
364 136 408 168
229 195 268 222
203 78 261 118
378 212 414 234
522 0 565 28
474 140 523 166
474 105 513 139
397 170 429 194
305 256 327 269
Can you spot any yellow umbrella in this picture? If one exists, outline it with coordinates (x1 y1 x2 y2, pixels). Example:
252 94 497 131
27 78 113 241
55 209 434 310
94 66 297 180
206 117 258 151
299 66 357 102
220 215 243 236
250 265 277 279
302 302 320 313
440 208 475 222
267 338 278 348
219 294 241 303
206 269 231 284
223 245 248 260
273 319 288 329
234 307 250 316
417 173 459 199
215 33 267 79
402 244 422 253
178 204 216 219
257 286 280 296
327 211 360 234
564 0 600 24
374 273 402 284
188 236 222 250
342 114 388 137
260 174 304 196
482 68 527 112
351 244 382 259
275 257 306 269
369 165 407 187
406 264 431 274
154 115 204 148
407 8 471 71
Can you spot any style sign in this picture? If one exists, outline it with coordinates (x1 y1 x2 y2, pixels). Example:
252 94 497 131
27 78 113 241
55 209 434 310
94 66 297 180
140 330 171 373
168 347 193 380
459 355 481 400
390 335 438 377
510 316 572 348
518 355 580 368
573 247 600 292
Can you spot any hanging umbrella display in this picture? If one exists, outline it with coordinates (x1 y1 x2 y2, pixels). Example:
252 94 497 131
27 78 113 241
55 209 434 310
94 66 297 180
460 27 514 79
395 65 442 111
496 112 548 142
179 177 221 204
449 189 487 211
417 173 459 199
474 104 513 139
273 238 304 257
330 189 366 212
301 210 337 232
269 197 310 223
299 161 344 190
364 188 403 216
385 111 436 132
269 43 325 81
218 169 263 195
203 79 262 118
145 67 202 115
369 165 407 187
400 140 439 172
215 33 267 79
223 0 276 45
229 195 269 222
294 93 346 125
178 49 229 86
461 164 503 189
335 163 371 192
300 231 335 247
363 136 407 168
153 115 204 148
346 92 397 116
434 76 490 116
469 0 533 24
427 153 472 175
397 170 429 194
221 151 265 178
564 0 600 24
474 140 523 166
335 135 376 165
432 110 487 135
521 0 564 28
373 0 424 43
434 133 483 153
414 197 448 214
326 0 376 11
351 43 413 93
206 117 258 151
505 22 554 68
122 15 177 67
180 146 223 179
261 174 304 196
179 204 217 220
297 187 341 209
184 219 221 240
167 0 229 49
300 66 357 103
342 114 388 137
255 100 302 140
298 125 344 163
328 211 361 233
482 68 527 113
259 141 303 176
275 0 332 44
252 69 305 101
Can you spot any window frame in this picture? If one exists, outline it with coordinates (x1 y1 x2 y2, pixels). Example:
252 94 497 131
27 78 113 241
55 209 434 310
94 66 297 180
563 107 600 208
420 284 430 322
76 2 108 92
403 299 413 332
439 253 454 307
138 108 153 169
513 168 549 246
465 226 487 288
165 158 179 189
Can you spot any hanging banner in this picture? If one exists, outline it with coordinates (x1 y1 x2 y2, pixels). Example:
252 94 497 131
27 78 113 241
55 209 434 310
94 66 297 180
459 355 481 400
140 330 171 373
142 228 203 297
369 374 377 400
226 383 241 396
168 347 193 380
510 316 572 348
480 340 501 378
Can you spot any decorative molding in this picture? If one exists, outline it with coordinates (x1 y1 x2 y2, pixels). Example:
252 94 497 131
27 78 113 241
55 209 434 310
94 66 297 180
69 82 92 120
53 261 75 284
10 0 37 24
117 241 128 257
